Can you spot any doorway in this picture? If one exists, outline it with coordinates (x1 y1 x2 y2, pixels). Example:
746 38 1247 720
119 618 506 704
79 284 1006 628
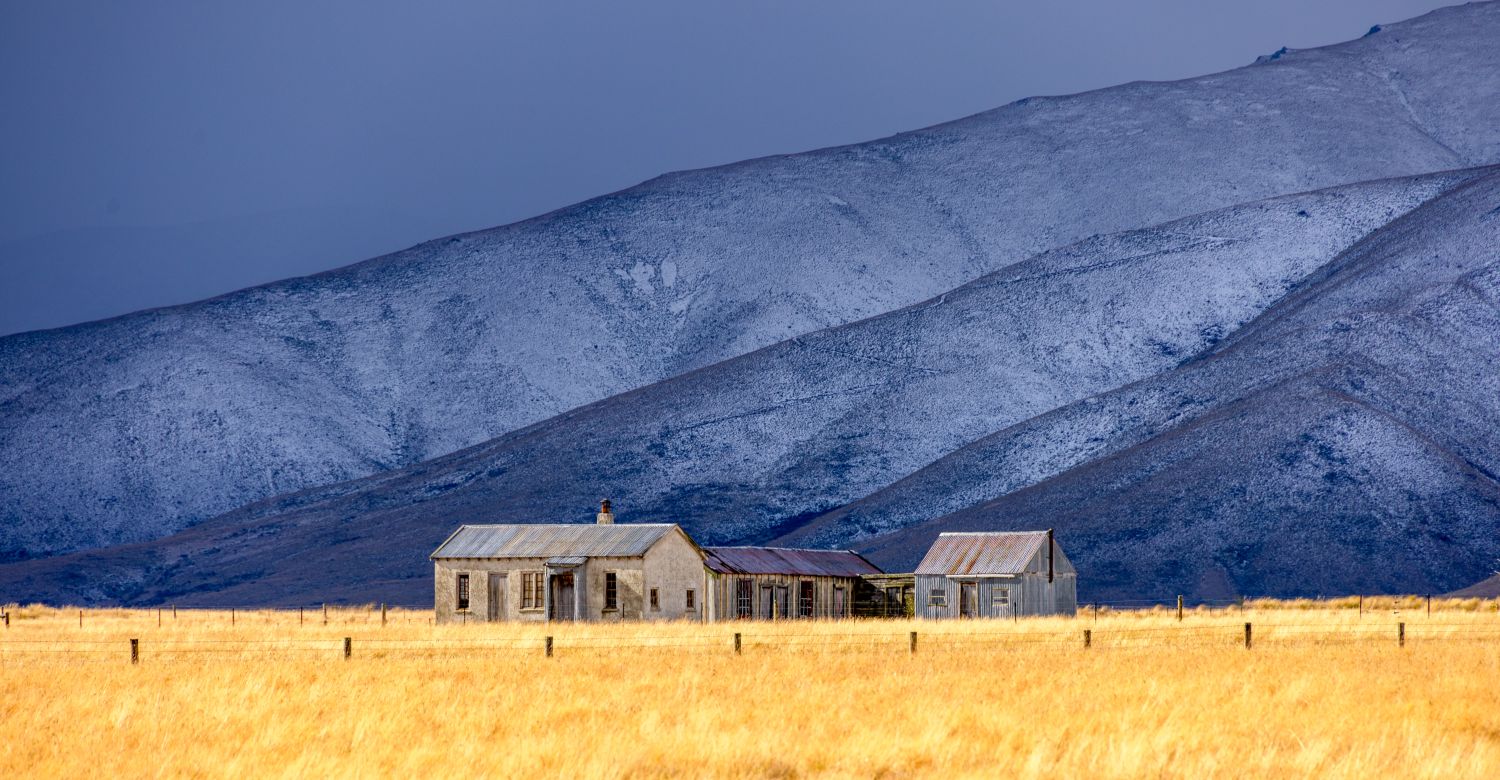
487 573 507 621
552 571 576 621
959 581 978 618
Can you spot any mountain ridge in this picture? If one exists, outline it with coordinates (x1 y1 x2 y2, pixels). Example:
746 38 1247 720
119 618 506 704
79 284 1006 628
5 1 1500 562
4 165 1497 605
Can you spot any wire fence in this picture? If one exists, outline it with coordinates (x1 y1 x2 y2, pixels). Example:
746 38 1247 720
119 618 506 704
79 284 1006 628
4 620 1499 665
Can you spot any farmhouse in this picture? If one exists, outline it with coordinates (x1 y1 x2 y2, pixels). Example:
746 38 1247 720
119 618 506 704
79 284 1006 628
914 530 1077 618
431 502 708 624
703 546 882 620
432 501 1079 622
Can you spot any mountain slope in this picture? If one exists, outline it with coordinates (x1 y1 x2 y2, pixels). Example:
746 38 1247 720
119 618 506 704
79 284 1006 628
836 170 1500 599
4 166 1496 605
5 2 1500 560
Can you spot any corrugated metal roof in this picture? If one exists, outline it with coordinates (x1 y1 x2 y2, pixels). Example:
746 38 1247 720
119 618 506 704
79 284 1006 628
914 532 1049 575
703 546 882 577
431 524 678 559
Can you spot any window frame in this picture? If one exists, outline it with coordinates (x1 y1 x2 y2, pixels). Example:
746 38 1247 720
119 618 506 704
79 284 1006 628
992 586 1011 608
520 571 545 611
649 587 660 612
928 589 947 607
798 580 814 618
456 573 470 611
736 579 753 619
604 571 618 612
685 588 696 610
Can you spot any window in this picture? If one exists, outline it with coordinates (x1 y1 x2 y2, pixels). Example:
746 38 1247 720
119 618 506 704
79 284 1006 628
649 588 660 611
685 589 696 610
798 581 814 618
736 579 752 618
604 572 618 611
521 571 544 610
928 589 947 607
992 587 1011 608
456 574 470 611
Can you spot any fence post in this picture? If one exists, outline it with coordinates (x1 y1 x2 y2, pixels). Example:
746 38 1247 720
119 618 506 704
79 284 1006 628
3 611 8 628
299 607 304 626
1093 602 1098 622
545 636 554 658
1244 622 1252 650
1177 595 1183 622
231 608 235 626
1426 595 1431 617
1399 622 1405 648
323 603 328 625
1359 595 1363 617
157 608 161 628
909 631 917 655
173 604 177 620
381 603 387 626
130 638 139 665
1084 629 1091 649
733 632 741 655
343 637 351 660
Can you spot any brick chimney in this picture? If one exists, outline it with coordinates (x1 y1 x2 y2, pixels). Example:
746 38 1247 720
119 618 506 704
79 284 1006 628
597 499 614 525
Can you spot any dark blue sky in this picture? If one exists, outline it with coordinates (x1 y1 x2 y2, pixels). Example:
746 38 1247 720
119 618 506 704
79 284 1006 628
0 0 1453 336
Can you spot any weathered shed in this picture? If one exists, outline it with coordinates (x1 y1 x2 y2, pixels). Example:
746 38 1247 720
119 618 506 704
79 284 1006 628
703 546 882 620
430 502 709 623
914 530 1077 618
854 573 916 618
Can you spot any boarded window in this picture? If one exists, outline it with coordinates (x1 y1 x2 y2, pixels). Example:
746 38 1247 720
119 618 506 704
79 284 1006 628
798 581 814 617
521 572 544 610
604 572 618 611
686 589 696 610
928 589 947 607
992 587 1011 608
649 588 660 611
456 574 470 610
736 579 752 618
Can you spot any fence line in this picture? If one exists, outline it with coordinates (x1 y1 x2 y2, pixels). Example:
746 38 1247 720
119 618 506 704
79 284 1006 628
4 621 1498 665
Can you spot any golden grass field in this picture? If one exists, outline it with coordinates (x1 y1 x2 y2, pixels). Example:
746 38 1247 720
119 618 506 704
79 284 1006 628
3 599 1499 779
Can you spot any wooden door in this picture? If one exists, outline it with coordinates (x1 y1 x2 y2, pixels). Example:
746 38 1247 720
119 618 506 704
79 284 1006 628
959 581 978 618
487 573 507 621
554 572 576 621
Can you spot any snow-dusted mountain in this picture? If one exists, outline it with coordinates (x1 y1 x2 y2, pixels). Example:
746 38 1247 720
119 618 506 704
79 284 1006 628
5 2 1500 563
814 170 1500 600
4 165 1497 605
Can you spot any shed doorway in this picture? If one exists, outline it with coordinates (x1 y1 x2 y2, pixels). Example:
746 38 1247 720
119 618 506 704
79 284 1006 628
487 573 507 621
552 572 576 621
959 581 978 618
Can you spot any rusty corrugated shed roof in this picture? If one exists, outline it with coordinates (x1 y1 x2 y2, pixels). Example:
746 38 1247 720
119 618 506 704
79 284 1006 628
703 546 882 577
914 532 1048 575
431 524 678 559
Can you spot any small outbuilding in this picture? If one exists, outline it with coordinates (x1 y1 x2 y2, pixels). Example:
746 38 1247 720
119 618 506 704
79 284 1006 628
703 546 882 619
914 530 1077 618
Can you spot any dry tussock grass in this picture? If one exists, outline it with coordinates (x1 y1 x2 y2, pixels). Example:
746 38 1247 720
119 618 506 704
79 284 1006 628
2 602 1498 778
